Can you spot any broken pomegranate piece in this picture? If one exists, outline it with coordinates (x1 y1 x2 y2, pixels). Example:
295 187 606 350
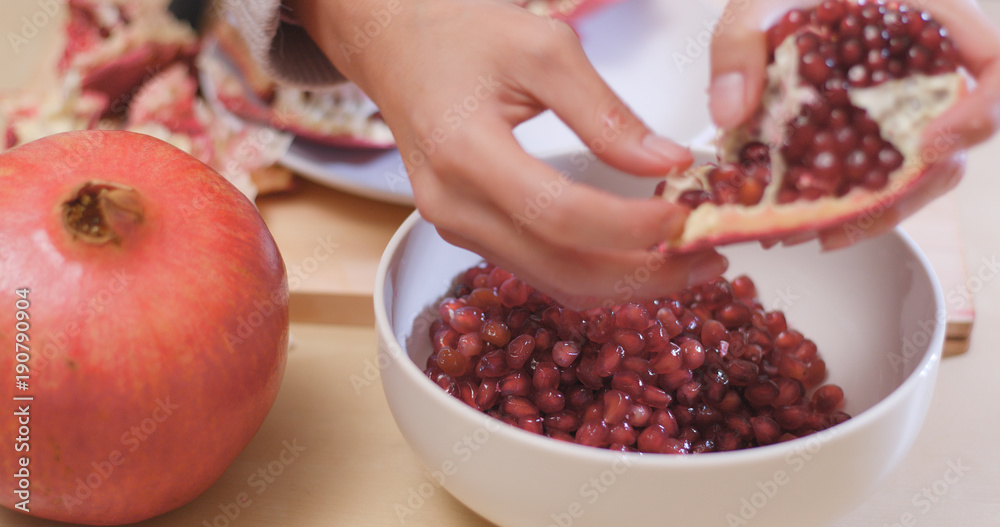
423 264 850 453
61 0 199 105
662 0 965 252
202 19 396 149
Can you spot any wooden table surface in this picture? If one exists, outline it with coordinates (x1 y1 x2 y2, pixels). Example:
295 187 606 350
2 1 999 526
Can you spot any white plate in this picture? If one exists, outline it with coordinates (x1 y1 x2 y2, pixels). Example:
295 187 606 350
279 0 724 204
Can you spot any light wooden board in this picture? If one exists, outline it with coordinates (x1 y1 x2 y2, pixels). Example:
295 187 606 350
256 179 413 325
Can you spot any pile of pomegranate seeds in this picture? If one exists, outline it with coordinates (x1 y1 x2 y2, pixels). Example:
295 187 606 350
677 0 959 208
422 263 850 453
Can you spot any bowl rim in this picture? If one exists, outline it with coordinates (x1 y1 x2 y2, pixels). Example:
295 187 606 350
374 210 946 467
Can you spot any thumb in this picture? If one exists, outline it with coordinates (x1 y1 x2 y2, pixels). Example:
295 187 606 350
708 3 778 130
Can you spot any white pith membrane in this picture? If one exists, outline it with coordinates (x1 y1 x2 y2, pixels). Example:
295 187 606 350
125 64 292 200
1 73 108 148
662 35 964 252
204 23 395 148
63 0 197 83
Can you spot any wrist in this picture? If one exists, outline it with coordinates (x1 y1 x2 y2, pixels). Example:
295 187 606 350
284 0 406 88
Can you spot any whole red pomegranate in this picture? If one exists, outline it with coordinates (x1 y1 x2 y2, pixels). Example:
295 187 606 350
0 131 288 525
662 0 965 251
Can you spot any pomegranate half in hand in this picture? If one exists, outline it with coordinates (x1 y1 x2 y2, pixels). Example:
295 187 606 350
0 131 288 525
662 0 964 252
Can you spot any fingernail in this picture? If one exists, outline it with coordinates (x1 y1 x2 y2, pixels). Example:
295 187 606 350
687 253 729 287
709 72 747 129
642 134 693 165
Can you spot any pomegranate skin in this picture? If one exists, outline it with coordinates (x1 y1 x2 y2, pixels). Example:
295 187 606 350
662 0 966 253
0 131 288 525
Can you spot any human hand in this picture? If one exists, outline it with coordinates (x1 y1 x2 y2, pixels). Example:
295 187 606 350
707 0 999 248
287 0 728 308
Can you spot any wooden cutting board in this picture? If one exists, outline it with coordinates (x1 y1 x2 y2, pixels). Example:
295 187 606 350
899 194 975 356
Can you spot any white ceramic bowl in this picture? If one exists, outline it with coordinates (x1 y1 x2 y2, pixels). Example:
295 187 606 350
375 207 944 527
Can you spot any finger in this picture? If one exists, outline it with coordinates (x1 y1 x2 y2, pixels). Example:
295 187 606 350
519 22 693 176
917 1 1000 152
922 62 1000 153
708 1 779 129
418 126 693 251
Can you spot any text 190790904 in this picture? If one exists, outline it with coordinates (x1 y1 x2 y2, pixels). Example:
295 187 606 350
12 288 32 513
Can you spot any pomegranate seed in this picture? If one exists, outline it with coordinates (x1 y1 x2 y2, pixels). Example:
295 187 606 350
450 306 485 333
650 343 683 374
603 390 632 425
457 332 483 358
773 377 804 407
680 340 706 369
565 386 593 410
811 384 844 412
774 405 810 429
746 380 781 407
829 411 852 426
466 287 501 309
609 422 638 446
701 319 727 349
576 356 604 390
643 324 672 354
427 265 852 453
498 277 530 307
615 303 650 331
498 372 531 397
677 189 713 209
716 302 753 330
437 347 470 377
532 361 560 390
608 370 641 398
533 388 566 413
595 342 624 377
475 378 499 409
502 396 539 419
545 410 581 433
585 311 615 343
476 350 510 378
575 420 610 448
752 416 781 445
551 341 581 367
505 334 535 369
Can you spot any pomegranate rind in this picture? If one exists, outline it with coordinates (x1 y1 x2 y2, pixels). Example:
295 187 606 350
0 130 289 525
664 34 965 253
63 0 199 103
203 28 396 149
